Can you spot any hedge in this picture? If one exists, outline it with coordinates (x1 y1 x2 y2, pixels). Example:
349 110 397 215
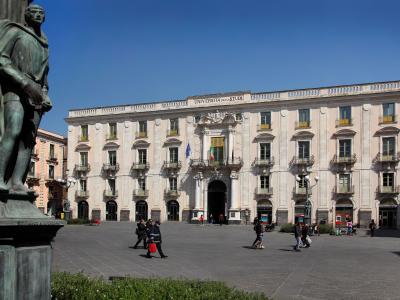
51 272 270 300
279 223 294 233
67 218 90 225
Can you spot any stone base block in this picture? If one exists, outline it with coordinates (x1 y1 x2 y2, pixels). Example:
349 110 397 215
359 210 371 228
276 210 288 225
120 210 130 221
151 209 161 221
228 210 241 224
182 209 191 223
317 209 329 224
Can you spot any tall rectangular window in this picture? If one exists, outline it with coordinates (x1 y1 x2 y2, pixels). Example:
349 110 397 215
169 119 179 136
169 147 178 163
260 143 271 160
169 177 177 191
138 149 147 164
339 174 351 192
383 103 395 123
108 151 117 165
383 173 394 187
210 137 224 162
80 179 87 191
28 161 35 176
297 175 306 189
260 112 271 130
339 139 352 157
109 123 117 139
139 121 147 137
298 109 310 128
138 178 146 190
80 152 88 166
260 175 270 189
382 137 395 156
49 144 55 159
298 141 310 159
48 165 54 179
108 179 116 193
81 125 88 141
339 106 351 126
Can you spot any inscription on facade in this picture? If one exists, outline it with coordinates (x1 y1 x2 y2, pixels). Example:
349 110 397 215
193 95 244 105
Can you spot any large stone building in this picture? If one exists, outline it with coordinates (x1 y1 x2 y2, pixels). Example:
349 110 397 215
66 80 400 228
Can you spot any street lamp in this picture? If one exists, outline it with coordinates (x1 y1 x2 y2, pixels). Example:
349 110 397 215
296 175 318 226
57 176 76 221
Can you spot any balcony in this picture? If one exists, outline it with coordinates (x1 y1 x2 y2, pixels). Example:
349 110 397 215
163 161 182 170
332 154 357 164
135 131 148 139
295 121 311 129
26 173 40 186
375 152 400 163
336 118 353 127
334 185 355 195
133 189 149 198
106 133 118 140
225 158 243 170
131 162 150 170
47 154 57 162
78 135 89 142
189 159 207 170
75 164 91 172
164 189 180 198
377 185 400 194
104 190 118 198
75 190 90 198
293 187 312 196
103 163 120 172
167 129 179 137
257 123 272 131
255 187 273 196
291 155 315 166
379 115 397 124
253 157 275 168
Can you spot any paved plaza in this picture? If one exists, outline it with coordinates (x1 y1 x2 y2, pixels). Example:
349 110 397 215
52 222 400 300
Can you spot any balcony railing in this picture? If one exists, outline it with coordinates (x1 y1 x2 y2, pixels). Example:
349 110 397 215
257 123 272 131
163 161 182 170
295 121 311 129
189 158 243 170
167 129 179 137
103 163 120 172
75 190 90 198
332 154 357 164
378 185 400 194
75 164 91 172
253 157 275 168
379 115 397 124
189 159 207 169
106 133 118 140
164 189 180 198
135 131 148 139
375 152 400 163
334 185 355 194
47 154 57 161
336 118 353 127
293 187 312 196
291 155 315 166
133 189 149 197
131 162 150 170
104 190 118 198
78 135 89 142
225 158 243 169
255 187 273 196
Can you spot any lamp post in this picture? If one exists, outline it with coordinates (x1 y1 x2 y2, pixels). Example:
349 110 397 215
57 177 76 221
296 175 318 226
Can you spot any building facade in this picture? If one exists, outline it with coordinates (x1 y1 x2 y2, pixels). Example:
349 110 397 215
27 128 67 216
66 80 400 229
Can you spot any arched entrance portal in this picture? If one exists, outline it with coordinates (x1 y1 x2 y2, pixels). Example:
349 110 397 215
208 180 227 222
167 200 179 221
379 199 397 228
106 200 118 221
257 200 272 224
78 200 89 220
136 200 148 221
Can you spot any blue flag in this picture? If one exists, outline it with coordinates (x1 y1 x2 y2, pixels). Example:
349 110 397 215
185 143 191 159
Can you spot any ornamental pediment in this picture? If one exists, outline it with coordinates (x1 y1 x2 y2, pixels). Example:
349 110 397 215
374 126 400 136
292 131 314 140
332 129 357 138
254 133 275 141
132 140 150 148
197 111 237 126
103 142 120 150
75 144 91 151
163 138 182 146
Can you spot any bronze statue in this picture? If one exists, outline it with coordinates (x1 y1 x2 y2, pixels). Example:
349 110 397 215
0 4 52 194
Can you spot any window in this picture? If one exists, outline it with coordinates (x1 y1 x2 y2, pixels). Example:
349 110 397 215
339 139 351 157
49 144 55 159
339 106 351 126
138 149 147 164
260 143 271 160
235 113 242 121
108 123 117 139
383 173 394 187
80 152 88 166
138 121 147 137
108 151 117 165
108 179 116 193
169 147 178 163
48 165 54 179
260 112 271 130
169 177 177 191
338 174 351 192
80 179 87 191
297 175 306 189
169 119 179 136
210 137 224 162
298 109 310 128
81 125 88 141
260 176 270 189
138 178 146 191
48 186 54 199
382 137 395 156
382 103 395 123
28 161 35 176
194 115 200 123
298 141 310 159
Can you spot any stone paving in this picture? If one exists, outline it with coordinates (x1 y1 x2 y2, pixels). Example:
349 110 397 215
52 222 400 300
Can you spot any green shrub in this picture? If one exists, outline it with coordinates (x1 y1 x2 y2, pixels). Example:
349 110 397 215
51 272 270 300
67 218 90 225
279 223 294 233
318 224 334 234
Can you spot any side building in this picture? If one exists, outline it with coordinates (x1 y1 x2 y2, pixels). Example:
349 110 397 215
27 128 67 216
66 80 400 229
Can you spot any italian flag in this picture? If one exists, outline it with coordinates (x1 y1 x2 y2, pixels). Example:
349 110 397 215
209 145 215 161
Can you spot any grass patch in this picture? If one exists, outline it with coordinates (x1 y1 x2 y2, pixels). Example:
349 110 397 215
51 272 269 300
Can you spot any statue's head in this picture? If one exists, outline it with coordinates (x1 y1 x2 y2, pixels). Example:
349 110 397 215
25 4 45 26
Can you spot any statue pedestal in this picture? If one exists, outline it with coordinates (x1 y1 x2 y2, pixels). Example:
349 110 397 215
0 193 63 300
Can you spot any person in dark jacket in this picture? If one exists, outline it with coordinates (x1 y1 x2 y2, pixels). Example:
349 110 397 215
293 222 303 251
369 219 376 237
252 218 264 249
301 224 311 248
133 219 147 249
146 220 168 258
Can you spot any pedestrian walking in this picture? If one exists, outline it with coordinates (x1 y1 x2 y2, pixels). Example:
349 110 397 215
209 214 213 224
219 213 224 226
199 214 204 225
301 224 311 248
146 220 168 258
252 218 265 249
346 219 353 236
369 219 376 237
133 219 147 249
293 222 303 251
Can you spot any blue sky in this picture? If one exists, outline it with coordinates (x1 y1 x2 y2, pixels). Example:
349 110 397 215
33 0 400 135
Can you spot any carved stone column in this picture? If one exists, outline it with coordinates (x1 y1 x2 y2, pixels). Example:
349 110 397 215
191 172 203 221
201 130 208 161
228 128 234 161
228 171 241 224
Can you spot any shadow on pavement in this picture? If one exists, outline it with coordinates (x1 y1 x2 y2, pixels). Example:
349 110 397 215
242 246 256 249
278 249 295 252
392 252 400 257
372 229 400 238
